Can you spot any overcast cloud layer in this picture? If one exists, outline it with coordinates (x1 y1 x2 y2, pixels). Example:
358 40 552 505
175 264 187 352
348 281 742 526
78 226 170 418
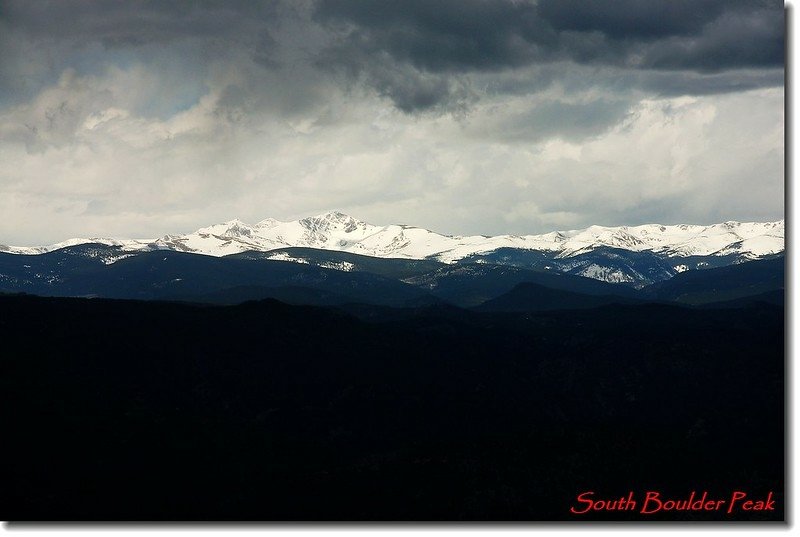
0 0 785 244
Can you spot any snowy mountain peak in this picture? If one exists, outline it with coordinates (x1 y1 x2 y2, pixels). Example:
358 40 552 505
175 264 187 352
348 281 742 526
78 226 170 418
296 212 376 242
3 214 784 268
196 219 255 239
301 211 368 231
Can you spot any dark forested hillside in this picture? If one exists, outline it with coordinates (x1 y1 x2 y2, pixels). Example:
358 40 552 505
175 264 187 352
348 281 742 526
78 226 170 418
0 295 783 520
641 257 784 304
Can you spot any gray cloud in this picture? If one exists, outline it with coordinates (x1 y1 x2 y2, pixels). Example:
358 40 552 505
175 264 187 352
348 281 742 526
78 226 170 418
0 1 785 245
0 0 784 114
0 1 280 45
465 98 633 144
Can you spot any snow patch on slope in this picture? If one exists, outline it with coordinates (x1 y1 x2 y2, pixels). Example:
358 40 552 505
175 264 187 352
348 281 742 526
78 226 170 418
577 264 636 284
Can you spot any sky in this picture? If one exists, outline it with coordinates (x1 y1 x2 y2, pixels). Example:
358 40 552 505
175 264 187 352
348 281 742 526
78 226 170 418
0 0 785 245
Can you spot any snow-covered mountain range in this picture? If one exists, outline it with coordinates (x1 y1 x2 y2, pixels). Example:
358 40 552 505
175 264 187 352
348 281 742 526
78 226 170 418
1 211 784 262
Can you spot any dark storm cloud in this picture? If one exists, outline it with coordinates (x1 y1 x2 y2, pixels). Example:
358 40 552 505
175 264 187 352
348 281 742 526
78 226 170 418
361 65 476 114
0 0 785 115
536 0 751 40
314 0 784 110
314 0 553 72
315 0 783 70
641 7 785 71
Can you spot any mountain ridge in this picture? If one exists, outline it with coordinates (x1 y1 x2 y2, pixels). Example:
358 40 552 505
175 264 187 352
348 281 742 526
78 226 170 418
1 211 784 265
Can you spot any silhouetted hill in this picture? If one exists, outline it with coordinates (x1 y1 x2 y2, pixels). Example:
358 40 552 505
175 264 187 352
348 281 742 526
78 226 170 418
187 285 364 307
476 281 643 312
642 256 784 304
698 289 784 309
